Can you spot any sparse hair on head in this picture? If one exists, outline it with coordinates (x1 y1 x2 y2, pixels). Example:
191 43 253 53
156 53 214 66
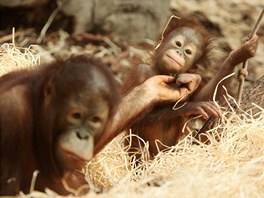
155 15 214 70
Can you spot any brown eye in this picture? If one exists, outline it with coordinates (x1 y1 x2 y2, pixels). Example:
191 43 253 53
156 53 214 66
72 112 82 119
175 41 181 47
92 116 101 123
185 49 192 55
67 110 84 124
88 116 103 131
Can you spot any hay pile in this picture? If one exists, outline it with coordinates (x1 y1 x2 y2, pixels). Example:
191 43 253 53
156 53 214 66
83 106 264 198
0 43 40 76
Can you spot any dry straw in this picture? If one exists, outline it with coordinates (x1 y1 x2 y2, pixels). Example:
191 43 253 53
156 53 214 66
82 105 264 198
0 43 40 77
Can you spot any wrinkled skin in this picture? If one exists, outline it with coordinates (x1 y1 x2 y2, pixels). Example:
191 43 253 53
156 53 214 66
156 27 203 75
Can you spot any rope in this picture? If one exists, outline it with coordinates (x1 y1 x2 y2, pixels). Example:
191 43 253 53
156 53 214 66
237 8 264 106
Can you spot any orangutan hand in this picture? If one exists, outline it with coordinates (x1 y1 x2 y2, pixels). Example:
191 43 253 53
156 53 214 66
142 74 201 104
229 35 258 66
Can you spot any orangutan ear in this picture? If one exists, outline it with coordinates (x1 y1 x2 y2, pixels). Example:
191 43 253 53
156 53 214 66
44 81 53 106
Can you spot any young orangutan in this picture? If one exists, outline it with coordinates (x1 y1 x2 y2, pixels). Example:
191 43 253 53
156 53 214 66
122 16 258 159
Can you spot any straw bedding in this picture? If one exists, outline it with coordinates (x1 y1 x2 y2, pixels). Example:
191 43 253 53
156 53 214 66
0 43 40 76
83 106 264 198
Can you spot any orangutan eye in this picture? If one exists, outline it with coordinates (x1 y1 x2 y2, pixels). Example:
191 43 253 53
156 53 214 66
72 112 82 119
92 116 101 123
185 49 192 55
176 41 181 47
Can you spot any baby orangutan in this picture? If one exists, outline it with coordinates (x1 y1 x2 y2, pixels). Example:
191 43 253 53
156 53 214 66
122 16 258 159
